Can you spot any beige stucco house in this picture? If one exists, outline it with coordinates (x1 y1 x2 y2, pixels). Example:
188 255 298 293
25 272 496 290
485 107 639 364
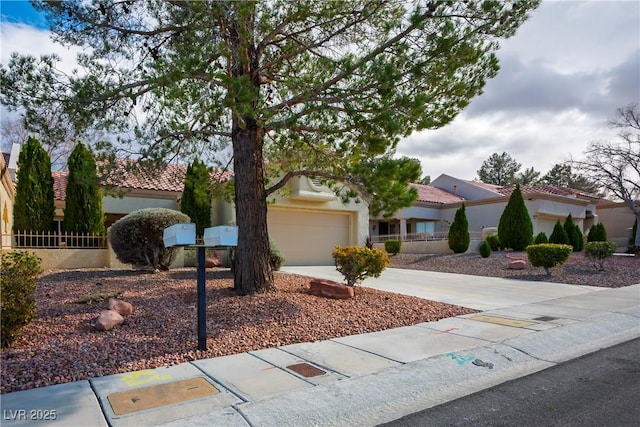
1 153 15 249
4 146 368 265
370 174 636 251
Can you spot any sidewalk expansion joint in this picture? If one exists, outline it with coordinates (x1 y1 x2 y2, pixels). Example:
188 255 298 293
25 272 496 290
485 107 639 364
188 361 248 403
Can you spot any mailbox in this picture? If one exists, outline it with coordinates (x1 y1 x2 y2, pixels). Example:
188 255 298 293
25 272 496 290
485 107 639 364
204 226 238 247
163 223 196 247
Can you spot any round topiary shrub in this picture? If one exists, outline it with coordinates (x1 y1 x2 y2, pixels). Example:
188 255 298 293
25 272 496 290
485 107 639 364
332 245 390 286
384 239 402 255
479 240 492 258
525 243 572 275
108 208 190 271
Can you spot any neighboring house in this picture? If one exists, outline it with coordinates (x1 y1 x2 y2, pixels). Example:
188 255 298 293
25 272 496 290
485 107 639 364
1 153 15 248
4 149 369 265
371 173 636 250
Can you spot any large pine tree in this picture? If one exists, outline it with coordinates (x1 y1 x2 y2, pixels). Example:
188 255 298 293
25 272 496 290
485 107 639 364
180 158 212 236
448 203 470 254
498 184 533 251
13 136 55 233
63 143 105 234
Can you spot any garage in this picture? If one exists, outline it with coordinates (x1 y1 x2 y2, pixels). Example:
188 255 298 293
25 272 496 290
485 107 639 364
268 208 352 266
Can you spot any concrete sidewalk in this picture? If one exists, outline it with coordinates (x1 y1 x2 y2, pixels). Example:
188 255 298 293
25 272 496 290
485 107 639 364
1 268 638 427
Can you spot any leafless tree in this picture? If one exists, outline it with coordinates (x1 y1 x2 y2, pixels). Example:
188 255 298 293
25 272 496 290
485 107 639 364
571 104 640 247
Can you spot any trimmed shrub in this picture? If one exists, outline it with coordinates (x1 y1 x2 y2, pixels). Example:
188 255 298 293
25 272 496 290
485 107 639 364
478 240 492 258
596 223 607 242
549 220 569 245
534 231 548 244
448 203 470 254
486 234 501 251
269 237 286 271
525 243 573 275
563 214 579 251
584 241 617 271
384 239 402 255
108 208 190 271
587 225 598 242
180 158 212 236
1 251 42 348
498 184 533 251
332 245 390 286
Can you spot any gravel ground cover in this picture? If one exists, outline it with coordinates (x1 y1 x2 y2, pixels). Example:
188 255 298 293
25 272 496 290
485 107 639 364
1 269 474 394
389 252 639 288
2 252 637 394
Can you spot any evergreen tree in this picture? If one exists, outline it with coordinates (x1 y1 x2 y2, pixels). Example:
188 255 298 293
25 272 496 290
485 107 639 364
596 222 607 242
63 143 105 234
563 214 580 251
448 203 470 254
573 224 584 252
180 158 212 236
497 184 533 251
13 136 55 233
549 220 570 244
587 224 598 242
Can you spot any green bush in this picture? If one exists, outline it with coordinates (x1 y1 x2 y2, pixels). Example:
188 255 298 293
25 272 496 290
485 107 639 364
108 208 190 271
549 220 569 245
584 241 617 271
384 239 402 255
525 243 573 275
573 225 584 252
587 223 608 243
1 251 42 348
269 237 286 270
486 234 501 251
448 204 470 254
498 184 533 251
534 231 548 244
478 240 492 258
332 245 390 286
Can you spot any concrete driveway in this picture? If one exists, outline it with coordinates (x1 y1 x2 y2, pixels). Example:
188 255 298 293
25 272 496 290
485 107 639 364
281 266 604 311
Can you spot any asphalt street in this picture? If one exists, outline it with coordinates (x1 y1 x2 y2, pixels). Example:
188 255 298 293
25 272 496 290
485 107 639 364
381 338 640 427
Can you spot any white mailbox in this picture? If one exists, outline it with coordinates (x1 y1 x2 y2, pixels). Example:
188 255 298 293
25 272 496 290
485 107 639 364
204 226 238 247
163 223 196 247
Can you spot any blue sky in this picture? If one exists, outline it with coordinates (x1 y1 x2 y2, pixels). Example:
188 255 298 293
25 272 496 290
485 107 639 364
0 0 47 29
1 1 639 180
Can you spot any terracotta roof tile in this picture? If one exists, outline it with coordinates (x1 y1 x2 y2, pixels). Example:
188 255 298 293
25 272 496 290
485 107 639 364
51 159 233 201
409 183 465 204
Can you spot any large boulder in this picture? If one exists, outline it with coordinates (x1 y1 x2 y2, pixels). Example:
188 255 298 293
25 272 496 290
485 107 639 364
94 310 124 331
309 279 354 299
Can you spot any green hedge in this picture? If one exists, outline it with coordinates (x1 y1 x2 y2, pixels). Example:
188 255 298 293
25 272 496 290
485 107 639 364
384 239 401 255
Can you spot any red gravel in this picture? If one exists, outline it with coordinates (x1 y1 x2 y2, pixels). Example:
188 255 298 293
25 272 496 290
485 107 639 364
0 269 474 394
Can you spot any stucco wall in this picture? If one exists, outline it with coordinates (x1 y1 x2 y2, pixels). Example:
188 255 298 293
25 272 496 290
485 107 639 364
598 202 636 248
1 155 14 249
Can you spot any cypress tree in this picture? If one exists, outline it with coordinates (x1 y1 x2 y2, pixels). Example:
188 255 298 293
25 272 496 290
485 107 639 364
13 137 55 234
549 220 570 244
497 184 533 251
563 214 580 251
573 224 584 251
587 224 598 242
596 222 607 242
63 143 105 235
448 203 470 254
180 158 212 236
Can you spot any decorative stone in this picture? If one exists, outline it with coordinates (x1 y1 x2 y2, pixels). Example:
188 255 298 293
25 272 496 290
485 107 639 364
94 310 124 331
107 298 134 316
309 279 354 299
205 253 221 268
508 260 527 270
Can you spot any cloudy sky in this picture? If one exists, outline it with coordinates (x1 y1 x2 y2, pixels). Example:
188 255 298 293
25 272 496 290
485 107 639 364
1 1 639 181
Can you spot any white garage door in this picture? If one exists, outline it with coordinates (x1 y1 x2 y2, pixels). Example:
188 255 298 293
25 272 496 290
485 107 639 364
268 209 351 266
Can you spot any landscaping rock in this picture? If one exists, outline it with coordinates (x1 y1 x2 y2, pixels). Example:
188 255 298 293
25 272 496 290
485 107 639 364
508 260 527 270
107 298 134 316
205 255 221 268
94 310 124 331
309 279 354 299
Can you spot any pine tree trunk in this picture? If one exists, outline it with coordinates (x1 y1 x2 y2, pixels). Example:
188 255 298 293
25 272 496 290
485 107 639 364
231 118 274 294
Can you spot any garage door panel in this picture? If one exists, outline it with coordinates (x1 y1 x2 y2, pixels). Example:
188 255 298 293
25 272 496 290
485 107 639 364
268 210 350 266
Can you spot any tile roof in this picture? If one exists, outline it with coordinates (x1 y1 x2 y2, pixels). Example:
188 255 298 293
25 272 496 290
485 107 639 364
409 183 465 204
51 159 233 201
494 184 600 200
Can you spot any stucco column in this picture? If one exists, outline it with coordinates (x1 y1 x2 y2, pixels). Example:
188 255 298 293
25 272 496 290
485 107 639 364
400 218 407 241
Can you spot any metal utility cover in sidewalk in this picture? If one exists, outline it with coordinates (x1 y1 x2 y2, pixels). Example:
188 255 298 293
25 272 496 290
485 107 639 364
471 315 537 328
107 378 219 415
